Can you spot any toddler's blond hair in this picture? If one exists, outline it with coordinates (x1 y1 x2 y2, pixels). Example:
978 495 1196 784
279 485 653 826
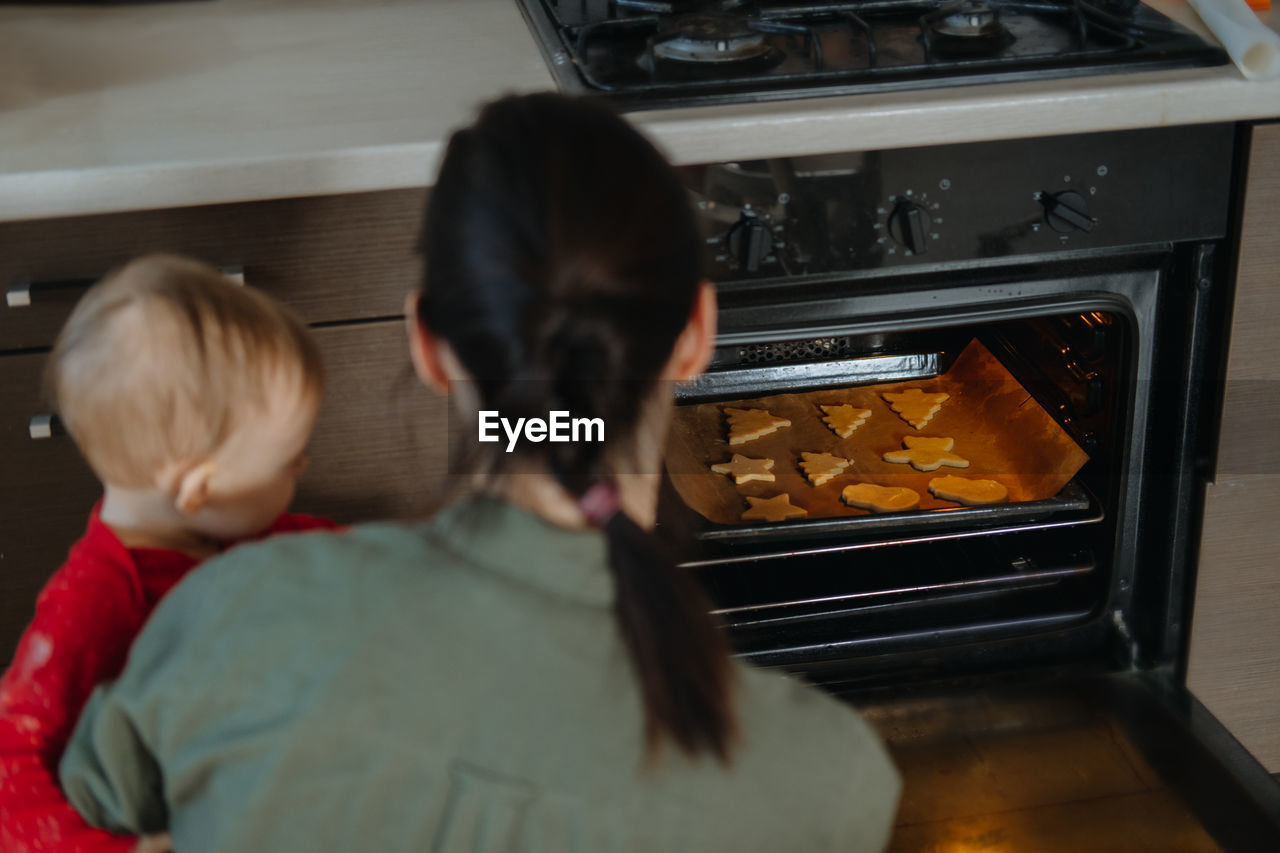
46 254 323 489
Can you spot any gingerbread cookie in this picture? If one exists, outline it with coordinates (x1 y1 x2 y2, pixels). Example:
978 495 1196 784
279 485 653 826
741 493 808 522
882 436 970 472
725 407 791 445
841 483 921 513
799 452 851 487
710 454 776 485
928 475 1008 506
882 389 949 430
820 404 872 439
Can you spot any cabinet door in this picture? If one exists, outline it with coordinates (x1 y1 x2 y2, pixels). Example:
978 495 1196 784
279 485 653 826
0 189 425 352
1187 122 1280 772
0 352 102 663
296 320 451 523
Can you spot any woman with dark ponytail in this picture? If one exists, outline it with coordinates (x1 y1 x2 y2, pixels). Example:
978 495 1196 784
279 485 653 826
59 94 900 851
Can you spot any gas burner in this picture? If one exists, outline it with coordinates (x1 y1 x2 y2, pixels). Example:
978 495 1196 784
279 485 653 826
650 13 781 67
530 0 1227 107
921 0 1015 56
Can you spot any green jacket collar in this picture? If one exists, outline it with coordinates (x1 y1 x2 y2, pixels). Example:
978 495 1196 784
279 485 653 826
426 495 615 607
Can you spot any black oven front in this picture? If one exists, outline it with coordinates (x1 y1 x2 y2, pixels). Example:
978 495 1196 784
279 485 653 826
659 123 1280 849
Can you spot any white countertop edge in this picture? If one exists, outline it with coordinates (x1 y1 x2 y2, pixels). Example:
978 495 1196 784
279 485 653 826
0 141 444 222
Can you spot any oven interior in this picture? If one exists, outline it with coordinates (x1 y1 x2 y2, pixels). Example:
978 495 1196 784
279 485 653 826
660 299 1138 687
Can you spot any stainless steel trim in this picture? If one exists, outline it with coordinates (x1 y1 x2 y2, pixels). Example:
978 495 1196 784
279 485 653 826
676 352 939 400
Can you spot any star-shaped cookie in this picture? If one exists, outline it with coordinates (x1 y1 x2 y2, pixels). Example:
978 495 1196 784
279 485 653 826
883 436 970 472
725 407 791 445
741 493 808 522
799 451 851 486
710 454 776 484
841 483 921 513
882 388 949 430
820 404 872 439
928 475 1008 506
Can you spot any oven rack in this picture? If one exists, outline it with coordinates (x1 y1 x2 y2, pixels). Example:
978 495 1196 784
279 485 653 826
680 478 1100 567
709 547 1096 631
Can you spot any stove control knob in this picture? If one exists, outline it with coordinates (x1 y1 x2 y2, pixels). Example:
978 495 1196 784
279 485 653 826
726 212 773 272
1041 190 1095 233
887 200 931 255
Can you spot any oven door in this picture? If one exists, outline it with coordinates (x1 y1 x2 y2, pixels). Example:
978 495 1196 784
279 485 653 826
660 252 1280 851
663 260 1154 683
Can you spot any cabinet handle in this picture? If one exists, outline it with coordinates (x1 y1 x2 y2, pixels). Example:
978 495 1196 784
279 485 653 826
6 278 93 308
6 282 30 307
29 414 61 440
7 266 244 308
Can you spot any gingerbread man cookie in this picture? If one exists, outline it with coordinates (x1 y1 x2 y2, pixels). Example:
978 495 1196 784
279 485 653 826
725 407 791 445
710 454 776 484
882 436 970 472
820 404 872 439
882 388 949 430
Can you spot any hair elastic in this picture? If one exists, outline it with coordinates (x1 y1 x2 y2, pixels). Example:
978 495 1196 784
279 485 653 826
577 480 621 528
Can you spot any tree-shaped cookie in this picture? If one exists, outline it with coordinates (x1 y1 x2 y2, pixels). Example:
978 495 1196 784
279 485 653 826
799 451 851 486
882 388 949 430
820 404 872 439
882 436 970 472
841 483 921 513
710 454 776 484
928 475 1008 505
725 407 791 445
741 493 808 522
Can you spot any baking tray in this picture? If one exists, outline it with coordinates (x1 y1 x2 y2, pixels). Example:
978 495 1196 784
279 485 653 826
664 338 1092 544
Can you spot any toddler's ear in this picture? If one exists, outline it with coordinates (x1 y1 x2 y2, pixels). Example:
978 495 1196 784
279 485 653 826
173 461 217 515
404 292 452 395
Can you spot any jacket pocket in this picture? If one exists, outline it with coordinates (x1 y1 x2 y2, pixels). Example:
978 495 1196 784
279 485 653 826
432 761 538 853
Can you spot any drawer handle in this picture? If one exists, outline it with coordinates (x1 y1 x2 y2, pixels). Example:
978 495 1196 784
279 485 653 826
29 414 62 440
7 266 244 309
6 282 31 307
6 278 94 309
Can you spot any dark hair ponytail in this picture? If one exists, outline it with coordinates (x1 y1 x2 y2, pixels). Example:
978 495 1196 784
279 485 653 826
419 93 736 763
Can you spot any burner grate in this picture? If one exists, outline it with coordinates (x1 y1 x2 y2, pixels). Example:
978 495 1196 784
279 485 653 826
525 0 1227 108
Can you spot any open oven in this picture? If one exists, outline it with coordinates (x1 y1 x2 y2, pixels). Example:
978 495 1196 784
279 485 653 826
655 122 1280 849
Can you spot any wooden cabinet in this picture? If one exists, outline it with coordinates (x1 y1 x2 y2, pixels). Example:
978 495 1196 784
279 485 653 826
0 189 425 350
1186 121 1280 773
0 189 442 663
0 351 101 657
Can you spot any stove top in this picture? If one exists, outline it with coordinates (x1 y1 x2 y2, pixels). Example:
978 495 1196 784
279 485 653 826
516 0 1228 109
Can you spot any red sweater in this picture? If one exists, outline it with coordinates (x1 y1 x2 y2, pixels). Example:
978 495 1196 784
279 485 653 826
0 506 337 852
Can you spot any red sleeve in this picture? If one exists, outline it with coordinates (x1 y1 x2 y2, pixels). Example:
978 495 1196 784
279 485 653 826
0 553 144 853
267 512 344 534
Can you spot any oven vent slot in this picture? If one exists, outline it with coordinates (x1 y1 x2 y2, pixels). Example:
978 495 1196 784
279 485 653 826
737 337 853 364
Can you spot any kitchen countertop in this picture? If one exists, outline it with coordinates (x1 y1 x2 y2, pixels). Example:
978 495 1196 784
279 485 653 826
0 0 1277 222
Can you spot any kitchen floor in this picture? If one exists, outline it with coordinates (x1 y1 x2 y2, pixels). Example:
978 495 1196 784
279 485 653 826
859 676 1225 852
